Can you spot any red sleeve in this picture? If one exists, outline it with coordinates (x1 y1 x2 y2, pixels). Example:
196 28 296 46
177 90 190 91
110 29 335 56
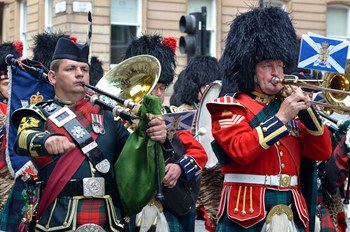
177 130 208 169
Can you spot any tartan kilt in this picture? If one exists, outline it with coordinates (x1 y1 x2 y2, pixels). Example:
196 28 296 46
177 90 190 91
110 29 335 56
315 201 336 232
35 197 124 231
216 189 305 232
128 207 196 232
0 178 27 232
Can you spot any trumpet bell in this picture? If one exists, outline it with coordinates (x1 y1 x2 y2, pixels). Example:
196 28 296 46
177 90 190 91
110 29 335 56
96 55 161 104
323 60 350 114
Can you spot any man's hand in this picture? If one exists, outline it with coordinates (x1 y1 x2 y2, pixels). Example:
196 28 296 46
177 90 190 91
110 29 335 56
276 86 311 124
163 163 182 188
45 135 75 155
146 117 167 144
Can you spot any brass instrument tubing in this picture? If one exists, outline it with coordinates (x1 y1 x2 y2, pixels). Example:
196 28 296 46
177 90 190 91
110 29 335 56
272 76 350 96
306 100 350 113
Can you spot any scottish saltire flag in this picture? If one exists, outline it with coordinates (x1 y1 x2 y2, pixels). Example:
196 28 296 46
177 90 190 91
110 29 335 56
6 59 54 177
163 110 196 136
298 34 349 74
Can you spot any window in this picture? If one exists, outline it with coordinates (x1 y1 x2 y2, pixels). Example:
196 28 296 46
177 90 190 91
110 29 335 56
110 0 141 66
20 0 27 58
187 0 215 56
45 0 53 32
327 5 350 41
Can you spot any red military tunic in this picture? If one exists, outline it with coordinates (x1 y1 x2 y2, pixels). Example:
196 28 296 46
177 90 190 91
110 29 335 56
206 92 332 230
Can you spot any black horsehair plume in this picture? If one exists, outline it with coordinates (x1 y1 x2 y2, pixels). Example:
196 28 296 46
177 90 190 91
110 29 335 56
87 11 92 64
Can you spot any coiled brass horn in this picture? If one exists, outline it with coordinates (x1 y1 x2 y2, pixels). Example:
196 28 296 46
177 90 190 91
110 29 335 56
85 55 161 109
95 54 161 105
272 61 350 114
322 61 350 114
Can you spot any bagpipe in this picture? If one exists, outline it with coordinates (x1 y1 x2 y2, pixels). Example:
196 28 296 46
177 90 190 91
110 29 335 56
82 54 168 216
6 52 167 215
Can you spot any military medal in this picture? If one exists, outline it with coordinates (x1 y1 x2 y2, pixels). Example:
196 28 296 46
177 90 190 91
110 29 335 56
91 114 105 134
287 119 300 137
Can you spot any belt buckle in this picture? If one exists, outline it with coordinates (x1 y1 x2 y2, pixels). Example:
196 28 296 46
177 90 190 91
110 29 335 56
76 223 105 232
83 177 105 197
279 175 291 187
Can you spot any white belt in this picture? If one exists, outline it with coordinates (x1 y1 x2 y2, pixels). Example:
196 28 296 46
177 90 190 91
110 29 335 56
224 174 298 187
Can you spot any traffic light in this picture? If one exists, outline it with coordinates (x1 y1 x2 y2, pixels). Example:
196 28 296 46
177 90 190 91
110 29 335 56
179 6 207 59
179 13 200 56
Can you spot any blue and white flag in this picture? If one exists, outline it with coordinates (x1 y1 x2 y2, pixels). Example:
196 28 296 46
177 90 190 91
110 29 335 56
298 34 349 74
163 110 196 136
6 60 54 177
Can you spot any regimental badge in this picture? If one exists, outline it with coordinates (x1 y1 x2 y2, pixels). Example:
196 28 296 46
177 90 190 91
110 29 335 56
91 114 105 134
30 92 44 105
287 120 300 137
71 126 86 139
44 103 57 113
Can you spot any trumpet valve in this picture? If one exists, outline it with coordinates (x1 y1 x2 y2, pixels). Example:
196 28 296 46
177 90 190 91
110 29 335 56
271 76 281 85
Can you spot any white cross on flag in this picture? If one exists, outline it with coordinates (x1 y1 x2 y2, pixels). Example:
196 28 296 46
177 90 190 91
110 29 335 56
298 34 349 74
163 110 196 132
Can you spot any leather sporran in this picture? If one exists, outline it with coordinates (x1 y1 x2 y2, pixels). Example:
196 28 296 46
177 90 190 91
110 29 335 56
161 134 201 217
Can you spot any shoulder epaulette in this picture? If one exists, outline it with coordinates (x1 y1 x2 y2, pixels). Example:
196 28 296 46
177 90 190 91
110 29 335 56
12 103 48 128
208 96 244 108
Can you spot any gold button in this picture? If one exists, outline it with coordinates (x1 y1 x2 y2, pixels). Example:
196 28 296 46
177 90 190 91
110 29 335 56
241 210 246 216
262 127 268 132
194 165 198 169
234 208 239 214
276 141 280 146
281 163 285 169
259 122 264 126
184 155 188 159
190 159 194 164
249 208 254 214
279 151 283 156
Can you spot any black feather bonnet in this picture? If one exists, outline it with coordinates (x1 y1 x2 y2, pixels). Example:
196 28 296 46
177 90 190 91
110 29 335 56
170 55 222 106
123 34 176 87
32 31 70 70
0 42 21 72
219 7 298 95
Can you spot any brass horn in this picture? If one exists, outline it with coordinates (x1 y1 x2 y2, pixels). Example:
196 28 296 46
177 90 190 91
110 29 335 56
271 62 350 114
322 61 350 114
85 54 161 108
96 54 160 104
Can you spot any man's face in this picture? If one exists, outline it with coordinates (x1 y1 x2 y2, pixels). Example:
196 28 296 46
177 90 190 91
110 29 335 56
49 59 89 101
151 83 166 104
0 79 9 100
254 60 284 95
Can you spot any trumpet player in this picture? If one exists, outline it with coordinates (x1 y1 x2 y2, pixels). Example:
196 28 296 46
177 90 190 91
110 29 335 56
208 7 332 232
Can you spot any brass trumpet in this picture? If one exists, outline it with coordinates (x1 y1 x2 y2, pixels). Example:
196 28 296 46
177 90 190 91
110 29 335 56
271 72 350 114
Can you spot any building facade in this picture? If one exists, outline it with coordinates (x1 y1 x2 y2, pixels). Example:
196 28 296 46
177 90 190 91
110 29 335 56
0 0 349 95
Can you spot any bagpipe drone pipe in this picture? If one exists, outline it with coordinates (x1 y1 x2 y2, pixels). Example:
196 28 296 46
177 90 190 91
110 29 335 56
5 54 54 177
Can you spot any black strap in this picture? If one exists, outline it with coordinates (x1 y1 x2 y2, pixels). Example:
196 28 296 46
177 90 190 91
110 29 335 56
249 99 281 128
42 102 110 173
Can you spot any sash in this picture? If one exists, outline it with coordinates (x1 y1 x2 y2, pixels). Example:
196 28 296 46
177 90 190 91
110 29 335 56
35 135 94 219
42 101 110 173
36 132 98 219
